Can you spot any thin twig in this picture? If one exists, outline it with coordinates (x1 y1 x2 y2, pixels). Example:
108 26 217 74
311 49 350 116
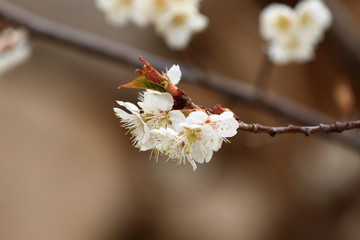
238 120 360 137
0 1 359 150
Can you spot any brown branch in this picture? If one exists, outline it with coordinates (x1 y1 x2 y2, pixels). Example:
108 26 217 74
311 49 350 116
238 120 360 137
0 1 359 150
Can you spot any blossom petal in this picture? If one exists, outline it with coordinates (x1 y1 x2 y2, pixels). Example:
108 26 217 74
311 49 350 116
205 150 213 163
295 0 332 30
189 14 208 31
113 107 131 120
116 101 140 114
191 147 205 163
164 29 192 50
138 91 173 113
139 139 153 151
166 65 182 85
186 111 208 125
267 36 314 65
295 0 332 43
169 110 186 132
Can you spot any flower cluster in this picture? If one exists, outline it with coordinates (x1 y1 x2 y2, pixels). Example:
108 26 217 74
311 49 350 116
260 0 332 65
0 27 31 76
95 0 208 50
114 59 239 171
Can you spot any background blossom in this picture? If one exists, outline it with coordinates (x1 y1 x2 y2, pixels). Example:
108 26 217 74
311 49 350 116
95 0 208 49
0 28 31 76
260 0 332 64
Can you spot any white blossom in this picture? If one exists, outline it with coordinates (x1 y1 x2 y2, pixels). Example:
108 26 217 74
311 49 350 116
179 111 223 159
151 127 196 168
152 110 239 171
0 28 31 76
113 101 153 151
95 0 152 27
154 2 208 49
295 0 332 43
209 112 240 139
115 100 240 170
138 91 174 130
267 34 315 64
260 0 332 64
114 62 239 171
152 111 218 171
168 110 186 131
260 4 296 41
95 0 208 49
149 0 202 18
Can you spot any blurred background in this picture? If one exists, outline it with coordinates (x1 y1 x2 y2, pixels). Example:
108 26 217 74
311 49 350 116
0 0 360 239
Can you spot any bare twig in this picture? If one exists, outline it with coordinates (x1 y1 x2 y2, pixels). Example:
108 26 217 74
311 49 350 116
0 1 359 150
238 120 360 137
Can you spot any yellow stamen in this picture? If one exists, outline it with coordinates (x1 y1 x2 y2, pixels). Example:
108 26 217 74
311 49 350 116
277 15 291 33
171 14 187 26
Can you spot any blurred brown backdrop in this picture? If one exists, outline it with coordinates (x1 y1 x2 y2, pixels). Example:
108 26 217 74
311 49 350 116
0 0 360 240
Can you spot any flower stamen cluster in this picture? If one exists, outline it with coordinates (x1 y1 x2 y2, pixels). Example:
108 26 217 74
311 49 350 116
95 0 208 49
260 0 332 64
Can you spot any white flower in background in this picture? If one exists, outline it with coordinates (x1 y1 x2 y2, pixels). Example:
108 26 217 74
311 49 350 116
149 0 202 18
260 4 296 41
95 0 208 50
0 28 31 76
260 0 332 64
149 0 175 15
114 62 240 170
95 0 152 27
295 0 332 43
267 34 315 64
154 2 208 49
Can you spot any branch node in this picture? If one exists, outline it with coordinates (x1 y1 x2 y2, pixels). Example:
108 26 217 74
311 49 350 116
252 124 259 133
269 130 277 137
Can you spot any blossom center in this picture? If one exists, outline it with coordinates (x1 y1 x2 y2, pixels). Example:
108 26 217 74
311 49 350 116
276 15 291 33
113 0 132 7
171 14 188 26
300 12 313 27
154 0 167 12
